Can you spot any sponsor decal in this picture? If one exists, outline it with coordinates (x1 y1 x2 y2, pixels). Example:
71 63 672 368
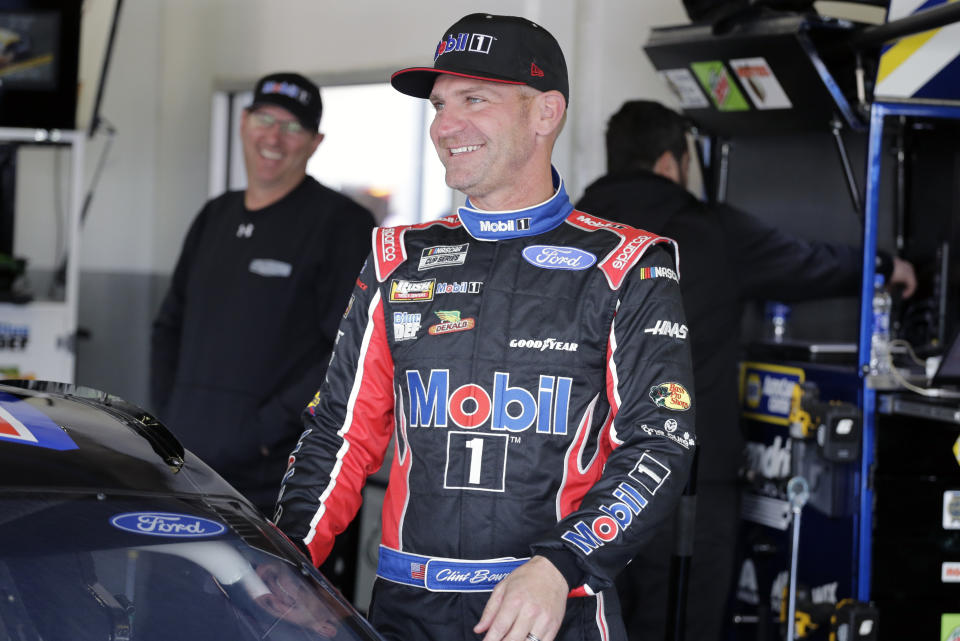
436 281 483 294
611 235 652 270
390 279 436 303
521 245 597 271
943 615 960 641
810 582 837 604
343 295 355 320
740 362 804 425
940 561 960 583
0 322 28 350
561 453 670 554
355 278 368 291
477 218 531 234
944 490 960 529
419 244 469 270
658 68 710 109
744 435 792 479
649 382 691 411
424 558 526 591
435 32 495 60
380 227 399 263
690 60 750 112
307 391 322 416
236 223 254 238
428 310 475 336
639 422 695 449
394 311 422 342
575 214 627 230
644 320 687 339
110 512 226 538
0 392 77 450
261 80 311 104
509 338 578 352
248 258 291 278
636 266 679 282
737 559 760 604
729 57 792 110
406 369 570 434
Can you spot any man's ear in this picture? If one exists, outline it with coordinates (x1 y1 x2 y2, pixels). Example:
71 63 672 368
533 91 566 137
652 150 681 185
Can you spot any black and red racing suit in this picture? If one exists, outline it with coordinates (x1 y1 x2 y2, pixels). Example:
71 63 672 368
275 171 697 641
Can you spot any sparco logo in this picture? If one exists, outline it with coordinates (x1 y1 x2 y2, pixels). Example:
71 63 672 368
478 218 530 233
509 338 578 352
611 235 650 269
381 228 398 261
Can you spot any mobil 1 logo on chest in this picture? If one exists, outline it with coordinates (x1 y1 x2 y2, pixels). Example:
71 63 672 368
406 368 572 493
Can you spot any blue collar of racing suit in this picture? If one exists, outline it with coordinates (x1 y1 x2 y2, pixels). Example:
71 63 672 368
456 167 574 241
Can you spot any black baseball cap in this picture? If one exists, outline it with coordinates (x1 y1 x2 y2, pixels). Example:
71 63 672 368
248 72 323 132
391 13 569 105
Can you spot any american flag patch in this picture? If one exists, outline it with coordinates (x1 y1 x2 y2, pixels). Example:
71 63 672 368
410 562 426 580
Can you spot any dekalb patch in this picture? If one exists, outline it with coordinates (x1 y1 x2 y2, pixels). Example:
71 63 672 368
390 279 436 303
649 382 691 411
428 310 475 335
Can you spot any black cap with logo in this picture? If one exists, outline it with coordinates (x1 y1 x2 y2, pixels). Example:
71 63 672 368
391 13 569 105
248 72 323 132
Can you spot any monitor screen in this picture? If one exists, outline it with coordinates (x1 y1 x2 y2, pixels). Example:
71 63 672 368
933 330 960 386
0 0 79 130
0 11 58 91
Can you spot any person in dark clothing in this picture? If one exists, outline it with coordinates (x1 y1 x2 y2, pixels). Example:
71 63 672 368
151 72 375 514
575 100 915 641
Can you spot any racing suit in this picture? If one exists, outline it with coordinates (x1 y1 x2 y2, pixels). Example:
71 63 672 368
276 171 697 641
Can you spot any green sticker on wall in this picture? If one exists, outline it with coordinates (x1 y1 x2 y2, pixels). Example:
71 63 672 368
690 61 750 112
942 613 960 641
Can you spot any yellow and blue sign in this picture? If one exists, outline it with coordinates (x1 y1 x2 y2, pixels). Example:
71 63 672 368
739 362 805 425
875 0 960 104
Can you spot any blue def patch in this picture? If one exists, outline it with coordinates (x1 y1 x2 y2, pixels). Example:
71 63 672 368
110 512 227 538
0 391 78 450
522 245 596 271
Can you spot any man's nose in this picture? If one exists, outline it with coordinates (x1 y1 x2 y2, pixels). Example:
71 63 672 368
432 107 465 137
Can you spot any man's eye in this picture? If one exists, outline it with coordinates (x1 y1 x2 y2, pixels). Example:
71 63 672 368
467 96 484 104
431 102 444 112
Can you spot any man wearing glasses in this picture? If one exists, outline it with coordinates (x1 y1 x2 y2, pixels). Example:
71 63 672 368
151 72 375 518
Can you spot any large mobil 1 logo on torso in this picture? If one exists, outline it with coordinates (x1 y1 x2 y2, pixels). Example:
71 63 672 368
406 369 572 493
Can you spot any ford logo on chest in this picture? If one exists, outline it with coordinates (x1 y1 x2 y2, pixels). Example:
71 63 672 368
110 512 227 538
522 245 596 271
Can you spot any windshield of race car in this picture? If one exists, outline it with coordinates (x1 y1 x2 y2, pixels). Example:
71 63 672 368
0 495 380 641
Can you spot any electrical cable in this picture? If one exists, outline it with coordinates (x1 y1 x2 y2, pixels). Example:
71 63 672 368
883 339 960 399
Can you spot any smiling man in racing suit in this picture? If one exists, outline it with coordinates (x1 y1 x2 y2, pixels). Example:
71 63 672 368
275 13 697 641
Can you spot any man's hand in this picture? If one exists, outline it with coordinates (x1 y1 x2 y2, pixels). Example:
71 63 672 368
891 256 917 299
473 555 568 641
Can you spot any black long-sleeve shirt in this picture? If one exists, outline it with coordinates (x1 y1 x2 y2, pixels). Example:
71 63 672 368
151 176 374 510
576 170 875 481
